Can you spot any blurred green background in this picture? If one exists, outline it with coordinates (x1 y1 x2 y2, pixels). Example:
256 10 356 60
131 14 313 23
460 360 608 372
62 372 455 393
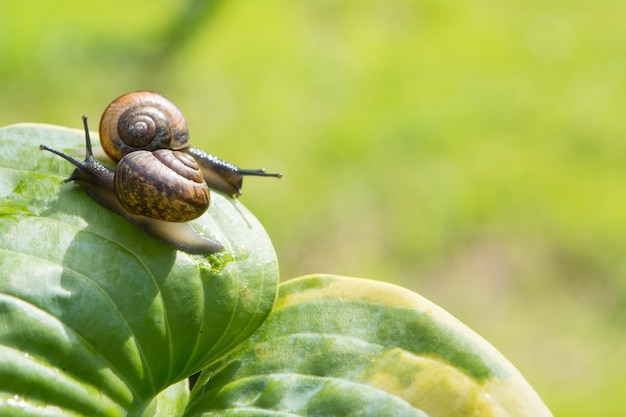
2 0 625 414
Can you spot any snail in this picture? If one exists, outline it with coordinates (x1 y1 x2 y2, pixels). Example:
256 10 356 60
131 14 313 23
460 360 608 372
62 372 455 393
39 91 281 253
99 91 281 196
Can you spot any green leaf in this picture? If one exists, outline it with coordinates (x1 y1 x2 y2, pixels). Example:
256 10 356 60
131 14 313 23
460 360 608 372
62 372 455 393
0 123 279 416
187 274 552 417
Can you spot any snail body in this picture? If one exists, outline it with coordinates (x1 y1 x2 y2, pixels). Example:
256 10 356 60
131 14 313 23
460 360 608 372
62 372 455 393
40 117 220 253
39 91 281 253
99 91 281 196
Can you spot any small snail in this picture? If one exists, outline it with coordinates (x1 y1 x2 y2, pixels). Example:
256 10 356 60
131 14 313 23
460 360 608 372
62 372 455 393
99 91 281 196
40 91 281 253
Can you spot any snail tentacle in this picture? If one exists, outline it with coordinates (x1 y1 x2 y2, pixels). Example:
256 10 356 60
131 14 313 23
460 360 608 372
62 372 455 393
186 147 282 196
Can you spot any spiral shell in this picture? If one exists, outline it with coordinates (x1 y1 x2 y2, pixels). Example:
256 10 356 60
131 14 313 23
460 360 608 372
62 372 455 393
100 91 190 162
114 149 210 222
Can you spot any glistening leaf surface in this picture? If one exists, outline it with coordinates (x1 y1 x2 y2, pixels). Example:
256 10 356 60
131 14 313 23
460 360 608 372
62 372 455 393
0 124 279 416
187 274 552 417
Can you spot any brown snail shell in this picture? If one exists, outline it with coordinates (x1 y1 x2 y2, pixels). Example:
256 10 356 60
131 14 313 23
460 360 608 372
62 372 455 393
114 149 210 222
100 91 190 162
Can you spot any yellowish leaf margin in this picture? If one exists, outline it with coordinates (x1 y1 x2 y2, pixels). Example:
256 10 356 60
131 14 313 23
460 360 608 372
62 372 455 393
276 274 552 417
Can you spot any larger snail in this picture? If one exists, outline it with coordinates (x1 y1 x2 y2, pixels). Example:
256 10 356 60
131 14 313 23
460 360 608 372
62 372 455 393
40 91 281 253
